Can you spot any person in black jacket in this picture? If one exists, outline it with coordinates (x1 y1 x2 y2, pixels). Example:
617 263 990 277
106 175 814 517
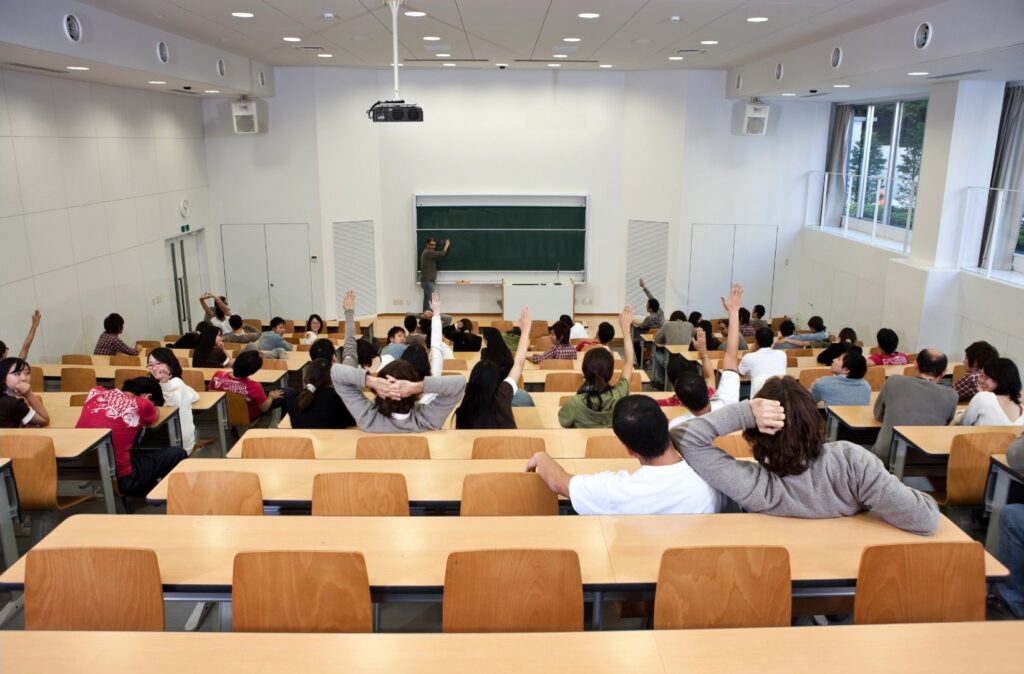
816 327 860 365
443 318 482 352
283 358 355 429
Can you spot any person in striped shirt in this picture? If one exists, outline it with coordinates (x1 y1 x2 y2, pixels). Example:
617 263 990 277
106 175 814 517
530 321 577 362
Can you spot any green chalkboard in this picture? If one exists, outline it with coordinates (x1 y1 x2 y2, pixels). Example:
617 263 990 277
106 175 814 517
416 205 586 272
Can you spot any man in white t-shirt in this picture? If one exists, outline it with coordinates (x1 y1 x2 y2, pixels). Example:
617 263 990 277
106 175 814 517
526 395 721 515
737 327 788 397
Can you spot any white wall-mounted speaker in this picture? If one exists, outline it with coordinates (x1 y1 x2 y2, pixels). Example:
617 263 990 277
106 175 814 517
231 100 259 134
743 103 770 136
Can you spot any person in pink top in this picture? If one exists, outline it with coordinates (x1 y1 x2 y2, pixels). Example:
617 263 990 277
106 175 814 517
867 328 909 366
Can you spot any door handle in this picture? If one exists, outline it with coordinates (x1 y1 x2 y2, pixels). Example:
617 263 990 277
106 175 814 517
175 278 185 324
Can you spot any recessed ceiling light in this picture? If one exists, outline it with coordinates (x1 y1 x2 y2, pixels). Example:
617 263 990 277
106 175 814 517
578 13 600 19
404 11 426 17
553 54 568 58
443 63 456 67
599 64 613 68
437 53 450 57
907 71 929 76
496 63 508 67
700 40 719 45
389 63 405 67
747 17 768 22
668 56 683 61
148 80 166 85
563 37 581 42
283 37 301 42
318 53 333 58
65 65 90 71
204 90 220 93
547 63 560 67
231 12 253 18
833 84 850 88
423 36 440 41
781 92 796 96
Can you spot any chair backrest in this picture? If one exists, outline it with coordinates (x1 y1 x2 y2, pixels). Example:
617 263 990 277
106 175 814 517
69 393 88 406
443 359 468 370
443 549 583 632
111 354 142 366
223 341 244 352
946 433 1017 505
311 472 410 516
798 367 831 390
559 395 574 405
163 334 181 343
225 392 253 428
585 436 631 458
491 320 513 332
654 546 792 629
25 546 164 630
232 551 372 633
538 359 574 370
863 367 885 391
544 372 583 392
0 435 58 510
471 436 546 459
243 319 263 331
166 471 263 515
770 317 788 333
136 340 161 350
906 353 918 364
61 354 93 365
180 368 206 392
355 435 430 459
869 346 882 355
712 433 754 458
241 436 315 459
261 359 288 370
786 357 799 368
529 321 550 339
854 542 986 624
460 473 558 516
60 367 97 392
903 365 919 377
297 344 311 352
787 348 812 357
531 336 552 352
952 363 966 386
30 366 44 391
611 371 642 392
113 368 148 390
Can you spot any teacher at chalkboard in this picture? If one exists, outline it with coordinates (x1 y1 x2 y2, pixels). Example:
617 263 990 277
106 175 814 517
419 238 450 312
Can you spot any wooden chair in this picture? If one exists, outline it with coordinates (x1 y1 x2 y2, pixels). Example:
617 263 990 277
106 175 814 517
282 320 295 333
585 436 631 458
24 547 164 631
952 363 966 386
0 436 93 542
165 471 263 515
241 437 315 459
869 346 882 355
529 321 550 339
787 348 812 357
471 436 545 459
654 546 791 629
559 394 575 405
59 367 97 392
713 433 754 458
181 368 206 392
798 367 831 390
491 320 513 332
114 368 148 389
539 359 574 370
31 366 44 391
531 336 552 352
903 365 919 377
355 436 430 459
444 359 468 370
225 392 254 434
770 317 788 333
544 372 583 393
460 473 558 516
111 354 142 366
284 336 300 346
135 341 161 350
243 318 263 331
232 551 372 633
61 354 93 365
312 472 410 516
261 359 288 371
297 344 311 352
906 353 918 364
223 341 244 352
443 549 583 632
853 542 986 624
939 433 1017 507
612 371 642 392
69 393 88 406
163 334 181 343
863 367 885 391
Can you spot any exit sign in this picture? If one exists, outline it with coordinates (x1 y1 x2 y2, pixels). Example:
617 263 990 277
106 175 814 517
180 224 190 233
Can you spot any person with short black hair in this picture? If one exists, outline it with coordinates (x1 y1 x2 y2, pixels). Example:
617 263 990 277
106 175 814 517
574 321 614 352
810 351 871 406
309 337 338 364
775 315 827 348
750 305 769 331
93 313 139 356
530 320 576 363
222 315 260 344
257 316 294 355
631 278 665 367
381 326 408 359
443 318 482 352
687 311 702 327
955 340 1000 402
956 358 1023 426
283 357 355 429
773 319 800 350
419 238 450 312
868 327 909 366
871 348 957 463
651 310 695 389
0 357 49 428
210 350 283 421
527 395 722 514
737 326 787 397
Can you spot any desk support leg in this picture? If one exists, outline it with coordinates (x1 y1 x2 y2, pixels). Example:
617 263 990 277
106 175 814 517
591 591 603 630
185 601 214 631
373 603 381 632
889 437 908 482
825 413 838 443
0 594 23 628
0 471 18 570
96 437 120 514
169 415 182 448
217 398 228 457
986 470 1011 554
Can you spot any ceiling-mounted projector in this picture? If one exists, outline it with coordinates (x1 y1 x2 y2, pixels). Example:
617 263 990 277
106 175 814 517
368 100 423 123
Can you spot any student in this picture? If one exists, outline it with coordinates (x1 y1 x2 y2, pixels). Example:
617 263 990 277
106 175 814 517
168 321 211 349
868 328 909 366
93 313 139 356
738 326 787 397
575 321 614 352
309 337 338 364
690 319 720 352
210 350 283 421
76 377 186 496
0 310 41 360
631 278 665 366
558 306 634 429
0 357 50 427
400 343 431 380
192 325 231 369
561 314 588 341
403 315 425 348
816 327 859 365
750 305 769 331
257 317 295 356
955 341 1000 402
527 395 721 515
674 377 939 535
380 326 408 359
146 348 200 454
302 314 325 345
872 349 958 463
652 311 695 389
687 311 703 328
956 358 1023 426
443 319 483 352
480 327 534 408
455 308 531 429
530 321 576 363
738 307 756 338
775 316 827 347
199 292 233 334
283 358 355 429
810 351 871 406
222 315 259 344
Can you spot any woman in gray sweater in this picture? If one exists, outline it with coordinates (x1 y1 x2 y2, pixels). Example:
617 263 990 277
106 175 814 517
673 376 939 535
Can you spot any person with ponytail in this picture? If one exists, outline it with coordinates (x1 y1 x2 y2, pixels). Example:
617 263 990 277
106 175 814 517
283 357 355 429
558 305 634 428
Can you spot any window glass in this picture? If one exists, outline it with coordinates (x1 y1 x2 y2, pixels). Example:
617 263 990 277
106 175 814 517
890 100 927 229
861 103 895 222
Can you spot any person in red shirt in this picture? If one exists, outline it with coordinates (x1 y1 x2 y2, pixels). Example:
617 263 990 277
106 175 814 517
76 377 185 496
868 328 909 366
574 322 614 352
210 350 284 421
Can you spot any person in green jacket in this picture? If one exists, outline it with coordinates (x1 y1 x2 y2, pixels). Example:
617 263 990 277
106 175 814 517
558 305 635 428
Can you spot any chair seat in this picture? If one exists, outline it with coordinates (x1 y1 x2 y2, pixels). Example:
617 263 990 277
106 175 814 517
56 493 95 511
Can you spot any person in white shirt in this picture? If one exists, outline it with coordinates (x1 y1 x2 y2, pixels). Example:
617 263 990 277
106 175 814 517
526 394 721 515
956 358 1024 426
738 327 788 397
199 292 233 334
560 314 589 341
146 348 200 454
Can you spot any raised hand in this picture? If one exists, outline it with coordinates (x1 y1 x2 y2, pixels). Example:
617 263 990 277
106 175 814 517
518 306 532 335
693 326 708 354
31 310 41 327
618 304 634 331
721 283 743 314
430 290 441 315
343 290 355 312
638 278 646 289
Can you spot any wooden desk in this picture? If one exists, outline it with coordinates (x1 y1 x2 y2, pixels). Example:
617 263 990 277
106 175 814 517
231 428 619 459
890 425 1024 481
147 457 640 507
44 406 182 447
984 453 1024 554
3 622 1021 673
512 405 688 429
37 364 287 389
824 405 881 443
0 458 17 570
528 391 675 406
0 429 116 514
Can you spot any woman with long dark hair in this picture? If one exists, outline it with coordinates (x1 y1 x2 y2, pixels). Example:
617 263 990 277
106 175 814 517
0 357 49 427
455 308 531 429
284 358 355 428
558 306 634 428
192 324 230 369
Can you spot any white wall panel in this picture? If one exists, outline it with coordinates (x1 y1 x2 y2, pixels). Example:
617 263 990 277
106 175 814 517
97 137 135 201
3 70 54 137
0 138 22 218
60 138 103 208
130 138 161 197
14 136 64 212
0 71 11 137
221 224 270 318
68 203 109 263
51 78 96 138
75 257 118 342
0 216 31 285
34 266 85 358
24 209 73 275
134 194 164 244
104 199 138 252
0 278 38 355
732 225 779 315
110 247 148 333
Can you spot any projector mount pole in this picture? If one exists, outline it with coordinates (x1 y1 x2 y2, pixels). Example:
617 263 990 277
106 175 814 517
388 0 403 100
